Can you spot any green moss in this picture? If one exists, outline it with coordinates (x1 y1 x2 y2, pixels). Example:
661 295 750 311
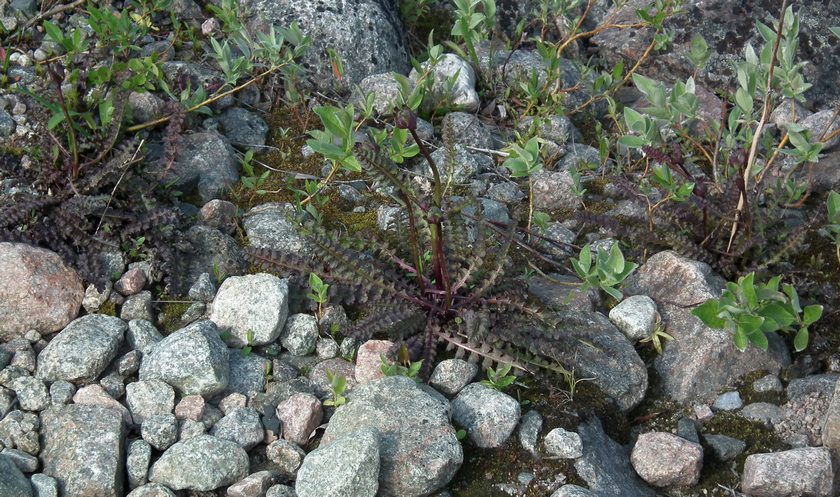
156 299 193 334
97 299 118 317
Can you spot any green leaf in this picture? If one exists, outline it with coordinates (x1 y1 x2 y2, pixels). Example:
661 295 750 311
578 244 591 272
606 243 625 273
623 106 646 133
760 302 794 332
826 191 840 220
748 330 769 351
692 300 725 328
741 272 757 308
732 329 748 352
735 88 753 114
618 135 648 148
43 21 65 46
738 314 764 334
632 73 658 99
803 305 823 326
601 285 623 301
47 112 66 130
793 327 809 352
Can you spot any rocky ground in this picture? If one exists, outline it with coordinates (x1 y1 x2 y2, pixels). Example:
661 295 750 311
1 1 840 497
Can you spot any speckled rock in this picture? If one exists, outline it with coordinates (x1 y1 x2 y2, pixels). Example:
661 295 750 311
127 439 152 489
210 273 289 347
410 53 479 113
281 314 319 356
608 295 658 342
519 410 543 457
41 405 126 497
0 243 84 341
127 483 177 497
0 453 32 497
217 107 269 150
10 376 49 411
276 393 323 446
741 447 834 497
630 432 703 487
141 414 178 451
429 359 478 396
36 314 126 383
451 383 521 449
544 428 583 459
139 320 229 397
266 439 306 480
210 407 264 450
148 435 249 491
243 202 313 257
296 427 380 497
126 379 176 425
354 340 395 384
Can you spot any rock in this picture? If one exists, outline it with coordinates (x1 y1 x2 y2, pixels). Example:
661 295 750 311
355 340 395 384
115 268 147 296
822 378 840 450
139 320 230 397
72 384 132 424
281 314 319 356
441 112 495 150
430 359 479 396
487 181 525 204
276 393 323 446
266 439 306 479
118 351 141 377
127 483 177 497
608 295 658 342
410 53 479 113
2 447 38 472
121 291 154 321
0 409 39 455
172 225 246 296
30 473 58 497
242 0 408 91
217 107 269 151
211 407 264 450
148 435 249 491
531 170 579 211
552 485 597 497
175 395 205 422
308 358 357 400
575 417 657 497
224 351 270 397
211 273 289 347
41 405 126 497
555 144 601 172
630 432 703 487
754 374 783 393
798 110 840 152
126 379 176 425
266 485 296 497
127 320 164 356
142 414 178 451
420 144 483 185
188 272 218 302
702 434 746 462
128 92 166 123
0 453 32 497
590 0 840 107
528 273 597 312
36 314 126 383
296 427 380 497
742 447 834 497
219 392 248 416
244 204 313 258
228 471 276 497
713 391 743 411
322 376 462 497
519 410 543 457
0 243 84 340
677 418 700 444
787 374 839 400
11 376 49 411
315 337 339 360
544 428 583 459
518 115 577 159
127 439 152 489
0 109 15 137
624 251 790 403
163 131 238 203
451 383 520 449
740 402 784 427
540 310 648 411
351 72 408 117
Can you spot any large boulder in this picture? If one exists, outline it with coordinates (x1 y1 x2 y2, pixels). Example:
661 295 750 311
322 376 462 497
241 0 409 92
0 242 83 340
591 0 840 107
210 273 289 347
148 435 249 491
624 251 790 403
296 427 380 497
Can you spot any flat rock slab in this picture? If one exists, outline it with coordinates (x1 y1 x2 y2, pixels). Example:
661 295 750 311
41 405 126 497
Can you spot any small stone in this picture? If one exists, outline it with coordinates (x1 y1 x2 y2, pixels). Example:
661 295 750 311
2 447 39 472
676 418 700 444
72 384 132 424
30 473 58 497
753 374 783 393
608 295 658 342
281 314 318 356
742 447 834 497
266 439 306 479
48 381 75 406
315 337 339 360
121 291 154 321
276 392 323 446
703 434 746 462
127 439 152 489
148 435 249 491
519 410 543 457
211 407 264 450
740 402 784 427
127 320 163 356
188 273 217 303
451 383 521 449
0 453 32 496
99 372 125 399
429 359 478 396
126 379 176 425
693 404 713 421
178 419 206 440
175 395 205 421
266 484 296 497
218 392 248 415
630 432 703 487
127 483 176 497
713 391 743 411
11 376 50 411
544 428 583 459
354 340 395 384
115 268 147 296
201 17 220 36
142 414 178 451
226 470 275 497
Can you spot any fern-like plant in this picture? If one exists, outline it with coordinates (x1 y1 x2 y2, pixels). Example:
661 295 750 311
247 109 572 379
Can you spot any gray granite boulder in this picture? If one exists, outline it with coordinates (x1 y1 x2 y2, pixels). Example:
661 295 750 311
127 320 164 356
544 428 583 459
624 250 790 403
139 320 230 397
127 439 152 489
223 351 270 397
210 407 264 450
126 379 176 425
451 383 520 449
243 202 313 257
217 107 269 150
608 295 658 342
172 225 246 296
148 435 249 491
531 170 579 211
322 376 462 497
41 405 126 496
36 314 126 383
741 447 834 497
281 314 319 356
166 131 238 203
242 0 408 91
210 273 289 347
430 359 479 396
296 427 380 497
0 243 84 341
